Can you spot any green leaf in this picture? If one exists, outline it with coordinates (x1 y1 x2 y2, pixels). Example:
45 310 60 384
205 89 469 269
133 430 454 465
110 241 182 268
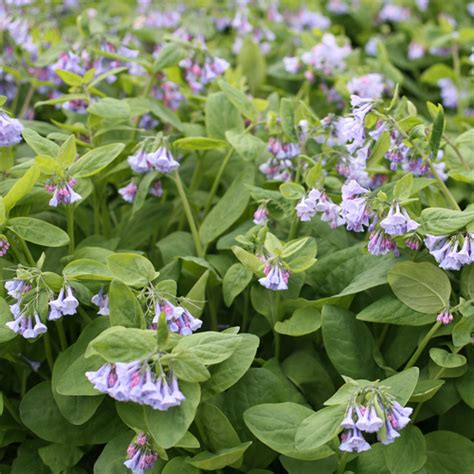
387 261 451 313
38 444 83 474
368 130 391 165
109 279 143 328
410 379 445 403
172 331 241 366
218 79 257 121
430 105 445 158
284 237 317 273
167 351 210 383
429 348 467 368
162 457 198 474
107 253 157 287
244 402 334 461
86 326 158 362
173 137 228 150
20 382 126 446
225 129 268 161
199 167 254 245
280 98 298 142
153 43 186 72
420 64 456 84
58 134 77 167
195 403 241 451
223 263 253 306
238 38 266 94
419 208 474 235
182 269 209 318
187 442 252 470
384 425 426 474
3 165 41 212
144 382 200 449
279 182 305 200
202 334 259 398
231 246 263 274
294 404 346 452
393 173 413 201
55 69 83 86
322 305 381 380
424 431 474 473
460 265 474 300
356 294 435 326
88 67 128 89
205 92 244 140
88 98 131 120
63 259 113 280
22 128 59 157
455 365 474 409
69 143 125 178
383 368 420 405
7 217 69 247
275 307 321 336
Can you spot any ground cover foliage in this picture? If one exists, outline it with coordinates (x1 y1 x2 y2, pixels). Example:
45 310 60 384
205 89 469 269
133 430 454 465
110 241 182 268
0 0 473 473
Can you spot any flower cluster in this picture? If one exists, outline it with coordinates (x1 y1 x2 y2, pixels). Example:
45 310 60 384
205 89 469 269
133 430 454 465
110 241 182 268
259 137 300 181
5 280 47 339
179 53 229 93
127 145 179 175
253 204 269 225
45 178 82 207
48 286 79 320
436 309 454 325
0 111 23 147
0 236 10 257
124 432 159 474
284 33 351 78
424 233 474 270
296 188 343 229
339 386 413 452
259 261 290 291
347 74 390 100
152 299 202 336
86 362 185 411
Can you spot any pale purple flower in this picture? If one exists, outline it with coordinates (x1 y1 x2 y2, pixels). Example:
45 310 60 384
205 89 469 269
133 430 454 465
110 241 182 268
0 111 23 147
287 10 330 31
365 37 379 56
48 286 78 320
149 147 179 174
124 432 159 474
408 41 425 60
339 428 371 453
438 79 458 109
259 263 289 291
379 4 411 23
47 180 82 207
390 401 413 429
253 204 269 225
469 2 474 16
119 182 138 203
368 230 399 256
347 74 386 99
283 56 300 74
128 149 153 174
149 180 163 197
317 195 344 229
378 420 401 445
356 406 384 433
425 234 473 270
91 288 110 316
152 300 202 336
437 309 454 325
380 203 419 236
341 406 355 429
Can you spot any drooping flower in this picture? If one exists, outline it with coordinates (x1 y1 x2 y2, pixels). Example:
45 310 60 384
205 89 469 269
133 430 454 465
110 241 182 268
253 204 269 225
339 427 371 453
0 237 10 257
368 230 399 256
347 74 387 99
436 309 454 325
48 286 79 320
124 432 159 474
91 288 110 316
259 263 289 291
424 233 473 271
86 361 185 411
47 179 82 207
119 182 138 203
340 181 371 232
0 111 23 147
152 299 202 336
438 78 459 109
380 203 419 236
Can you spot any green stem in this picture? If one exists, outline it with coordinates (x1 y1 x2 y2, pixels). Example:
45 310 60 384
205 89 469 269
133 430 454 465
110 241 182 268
9 238 28 266
242 288 250 332
429 162 461 211
271 291 281 359
377 324 390 349
443 134 469 171
288 213 300 241
404 321 442 369
207 289 218 331
337 451 349 474
78 306 92 324
19 83 34 119
66 206 75 254
203 148 233 216
43 333 54 372
56 319 68 351
93 185 102 235
175 171 204 258
18 237 35 266
189 154 204 193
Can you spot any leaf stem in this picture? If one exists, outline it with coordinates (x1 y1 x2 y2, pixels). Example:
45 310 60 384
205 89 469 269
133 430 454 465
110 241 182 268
429 162 461 211
404 321 442 369
203 147 233 216
56 319 68 351
43 333 54 372
18 237 35 266
174 171 204 258
78 306 92 324
337 451 349 474
66 205 75 254
271 291 281 359
443 134 469 171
